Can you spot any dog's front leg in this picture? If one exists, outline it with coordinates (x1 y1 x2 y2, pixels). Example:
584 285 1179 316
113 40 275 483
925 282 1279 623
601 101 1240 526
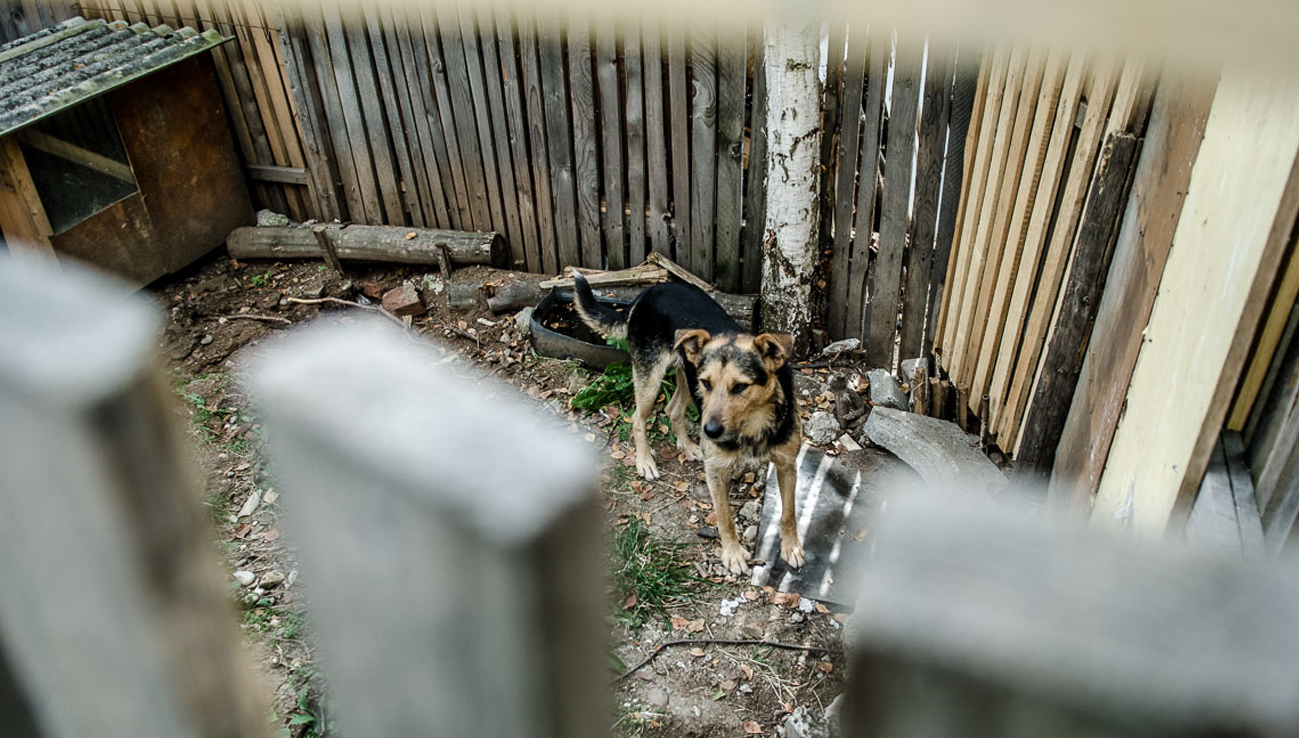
773 452 805 568
704 455 748 575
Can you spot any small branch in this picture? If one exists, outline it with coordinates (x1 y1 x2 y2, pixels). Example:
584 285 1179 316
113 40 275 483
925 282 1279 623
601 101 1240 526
611 638 836 684
442 324 481 348
285 296 406 329
222 313 292 326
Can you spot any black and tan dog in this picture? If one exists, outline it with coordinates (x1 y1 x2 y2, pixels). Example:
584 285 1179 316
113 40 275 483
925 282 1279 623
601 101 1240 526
571 270 805 575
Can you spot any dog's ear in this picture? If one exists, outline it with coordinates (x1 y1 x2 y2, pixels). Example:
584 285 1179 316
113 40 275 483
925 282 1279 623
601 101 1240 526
754 333 795 368
674 328 711 365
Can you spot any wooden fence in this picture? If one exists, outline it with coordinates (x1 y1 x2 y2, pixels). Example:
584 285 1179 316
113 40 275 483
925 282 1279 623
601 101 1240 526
932 45 1159 457
8 258 1299 738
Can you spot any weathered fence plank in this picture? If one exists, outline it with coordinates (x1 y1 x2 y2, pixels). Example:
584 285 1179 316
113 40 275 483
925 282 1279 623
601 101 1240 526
739 26 768 294
689 26 718 281
475 4 524 266
567 14 603 268
642 17 671 257
845 32 887 341
441 3 503 233
493 5 543 271
412 2 473 229
624 18 648 264
666 22 690 266
538 18 580 267
866 40 922 368
595 17 626 268
827 24 869 337
250 321 605 738
516 7 559 272
714 28 745 293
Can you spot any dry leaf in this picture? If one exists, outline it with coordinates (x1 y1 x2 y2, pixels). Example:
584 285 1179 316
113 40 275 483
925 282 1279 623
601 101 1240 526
743 590 760 601
743 721 763 734
621 592 637 610
611 450 627 460
704 511 718 526
404 231 416 239
689 647 706 657
259 529 281 542
720 679 736 690
584 433 597 442
815 603 829 614
262 490 279 505
739 663 754 679
818 661 834 673
670 616 690 631
687 618 705 633
232 523 253 539
675 481 690 492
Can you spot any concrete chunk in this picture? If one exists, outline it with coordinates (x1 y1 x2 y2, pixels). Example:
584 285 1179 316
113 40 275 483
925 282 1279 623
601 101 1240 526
863 406 1007 498
866 369 908 411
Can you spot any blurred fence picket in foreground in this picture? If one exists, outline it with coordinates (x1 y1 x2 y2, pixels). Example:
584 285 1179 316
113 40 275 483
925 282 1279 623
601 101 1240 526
5 258 1299 737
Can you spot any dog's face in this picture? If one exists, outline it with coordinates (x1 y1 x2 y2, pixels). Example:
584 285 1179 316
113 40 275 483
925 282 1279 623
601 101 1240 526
674 330 794 443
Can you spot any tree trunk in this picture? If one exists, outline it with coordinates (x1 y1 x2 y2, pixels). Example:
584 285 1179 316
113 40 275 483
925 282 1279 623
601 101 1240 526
759 21 821 356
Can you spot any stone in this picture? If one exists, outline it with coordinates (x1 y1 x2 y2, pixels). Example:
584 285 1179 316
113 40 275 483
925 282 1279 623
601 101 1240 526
793 373 826 399
514 307 534 337
784 704 835 738
260 570 286 589
200 334 214 346
820 338 860 357
256 209 291 227
862 406 1008 498
302 282 325 299
804 411 841 446
233 570 255 586
867 369 908 411
900 357 929 384
744 524 758 543
361 280 385 300
382 283 425 317
739 499 762 523
646 687 669 709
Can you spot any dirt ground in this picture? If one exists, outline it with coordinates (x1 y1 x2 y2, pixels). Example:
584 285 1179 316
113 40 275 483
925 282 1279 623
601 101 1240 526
153 248 906 737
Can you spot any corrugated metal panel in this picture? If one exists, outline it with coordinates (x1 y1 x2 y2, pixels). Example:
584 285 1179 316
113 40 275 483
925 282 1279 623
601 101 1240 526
0 17 229 138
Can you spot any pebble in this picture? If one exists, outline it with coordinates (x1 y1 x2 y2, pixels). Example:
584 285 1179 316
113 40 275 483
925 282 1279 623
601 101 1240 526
741 624 763 639
233 570 255 586
739 499 761 522
647 687 669 709
743 524 758 543
285 569 299 589
260 570 286 589
200 334 214 346
790 612 805 624
514 307 534 336
804 411 841 445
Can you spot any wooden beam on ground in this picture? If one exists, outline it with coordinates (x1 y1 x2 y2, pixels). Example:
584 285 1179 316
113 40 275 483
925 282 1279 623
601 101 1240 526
227 224 508 267
1015 133 1140 475
1047 76 1215 514
1091 68 1299 537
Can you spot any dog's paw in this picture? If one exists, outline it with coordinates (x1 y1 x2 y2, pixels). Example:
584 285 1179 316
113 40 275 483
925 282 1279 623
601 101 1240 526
677 439 703 462
781 539 806 569
720 542 751 576
636 455 660 481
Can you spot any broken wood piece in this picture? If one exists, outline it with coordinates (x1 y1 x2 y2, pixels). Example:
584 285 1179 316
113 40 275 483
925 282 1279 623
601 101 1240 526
227 224 509 268
312 225 344 273
447 281 482 312
537 261 668 289
863 406 1008 498
645 250 715 293
486 278 549 313
912 367 929 416
15 128 134 182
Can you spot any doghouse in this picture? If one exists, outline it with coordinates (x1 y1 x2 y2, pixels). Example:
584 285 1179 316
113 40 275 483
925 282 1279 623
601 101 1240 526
0 16 252 285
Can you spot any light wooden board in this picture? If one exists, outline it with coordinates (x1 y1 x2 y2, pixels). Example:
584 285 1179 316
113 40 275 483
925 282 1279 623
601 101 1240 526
0 137 56 262
1092 67 1299 536
1000 58 1121 447
1046 76 1214 512
962 45 1046 396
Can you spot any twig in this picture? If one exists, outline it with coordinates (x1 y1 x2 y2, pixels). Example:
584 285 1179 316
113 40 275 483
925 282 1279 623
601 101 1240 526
612 638 836 684
222 313 292 325
285 296 406 329
443 324 481 348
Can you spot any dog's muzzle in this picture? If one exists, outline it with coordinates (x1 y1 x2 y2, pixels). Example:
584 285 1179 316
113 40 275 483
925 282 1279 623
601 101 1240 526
703 421 725 439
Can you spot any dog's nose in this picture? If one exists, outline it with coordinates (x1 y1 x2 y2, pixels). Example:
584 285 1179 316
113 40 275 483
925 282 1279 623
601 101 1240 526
704 421 724 439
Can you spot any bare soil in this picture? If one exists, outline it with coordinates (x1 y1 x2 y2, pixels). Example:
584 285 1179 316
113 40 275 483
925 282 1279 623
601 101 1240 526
152 249 890 737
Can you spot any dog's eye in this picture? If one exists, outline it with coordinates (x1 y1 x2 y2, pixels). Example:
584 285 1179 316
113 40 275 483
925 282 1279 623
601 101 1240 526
701 379 713 391
730 382 749 395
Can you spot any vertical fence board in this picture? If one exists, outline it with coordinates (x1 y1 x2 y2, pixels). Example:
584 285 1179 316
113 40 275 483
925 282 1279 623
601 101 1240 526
446 4 507 234
539 19 580 267
845 33 886 341
689 27 717 281
494 6 543 270
866 41 922 369
373 0 432 228
739 27 767 294
827 24 869 336
300 0 367 221
567 15 602 267
667 23 691 265
386 1 451 228
475 6 525 265
359 0 420 225
624 19 648 264
434 4 492 230
273 3 344 222
818 20 847 285
412 3 473 229
713 28 745 293
595 18 626 269
517 8 559 272
642 18 671 256
900 43 952 360
321 0 386 222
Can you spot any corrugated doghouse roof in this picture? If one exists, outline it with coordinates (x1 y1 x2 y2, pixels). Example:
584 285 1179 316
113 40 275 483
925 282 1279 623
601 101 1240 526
0 16 229 138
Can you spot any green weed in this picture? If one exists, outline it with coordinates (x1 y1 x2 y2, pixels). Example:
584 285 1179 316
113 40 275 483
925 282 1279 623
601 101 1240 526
610 517 710 628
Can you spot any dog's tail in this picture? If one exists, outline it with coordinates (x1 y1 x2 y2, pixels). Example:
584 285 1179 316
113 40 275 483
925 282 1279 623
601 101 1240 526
569 268 628 341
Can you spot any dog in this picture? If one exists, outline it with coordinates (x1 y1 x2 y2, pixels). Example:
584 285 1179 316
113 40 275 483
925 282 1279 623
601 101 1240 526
571 269 805 575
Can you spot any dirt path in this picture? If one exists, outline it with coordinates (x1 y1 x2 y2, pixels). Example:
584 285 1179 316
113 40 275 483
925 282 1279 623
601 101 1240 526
155 250 875 737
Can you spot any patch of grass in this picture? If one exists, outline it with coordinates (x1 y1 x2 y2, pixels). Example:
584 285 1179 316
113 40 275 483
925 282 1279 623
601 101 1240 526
610 517 710 628
251 271 272 287
572 339 698 446
283 666 331 738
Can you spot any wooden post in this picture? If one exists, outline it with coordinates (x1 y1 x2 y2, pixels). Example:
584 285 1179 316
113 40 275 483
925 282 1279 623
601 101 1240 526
0 260 270 738
843 495 1299 736
312 223 344 273
249 321 605 738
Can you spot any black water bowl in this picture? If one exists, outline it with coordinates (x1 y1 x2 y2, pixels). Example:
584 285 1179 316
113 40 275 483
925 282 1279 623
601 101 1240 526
530 289 632 370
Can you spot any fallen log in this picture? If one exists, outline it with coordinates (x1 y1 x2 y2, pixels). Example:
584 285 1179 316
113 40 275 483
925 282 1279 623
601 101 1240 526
226 224 509 268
